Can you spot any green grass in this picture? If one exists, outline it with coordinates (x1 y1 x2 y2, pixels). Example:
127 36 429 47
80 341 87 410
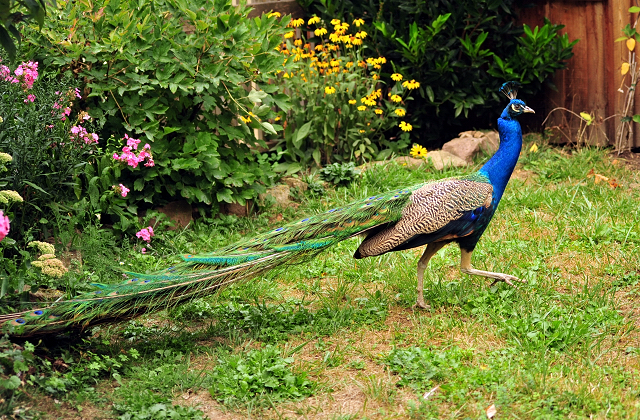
6 137 640 419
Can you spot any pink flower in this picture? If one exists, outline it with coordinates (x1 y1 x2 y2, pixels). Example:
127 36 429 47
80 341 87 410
23 94 35 103
119 184 130 197
74 88 82 98
0 210 9 242
112 135 153 168
136 227 154 243
141 248 146 254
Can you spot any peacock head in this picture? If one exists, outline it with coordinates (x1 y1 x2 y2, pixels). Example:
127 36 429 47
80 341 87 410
499 81 535 119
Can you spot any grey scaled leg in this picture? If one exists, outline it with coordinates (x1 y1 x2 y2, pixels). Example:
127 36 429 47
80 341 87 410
415 242 446 309
459 248 526 287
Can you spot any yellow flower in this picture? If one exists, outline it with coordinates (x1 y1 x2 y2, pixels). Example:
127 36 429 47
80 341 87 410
358 60 367 68
340 23 349 31
359 129 366 133
394 108 406 117
353 18 365 27
291 18 305 28
402 79 420 89
391 73 403 81
361 98 376 106
357 106 367 111
372 74 380 80
346 61 354 68
348 99 357 105
355 31 367 39
315 44 324 51
352 38 363 46
330 59 340 67
240 115 252 124
374 109 383 115
325 86 336 94
390 94 402 103
378 57 386 64
329 32 340 43
331 19 341 26
314 28 327 36
399 121 412 132
308 16 321 25
529 143 539 153
284 31 294 39
410 144 428 158
283 72 290 78
294 39 302 46
268 11 281 18
275 116 281 121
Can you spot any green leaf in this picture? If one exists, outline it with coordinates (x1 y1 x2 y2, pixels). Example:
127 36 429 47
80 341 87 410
260 121 277 135
293 121 312 148
247 89 268 104
629 6 640 13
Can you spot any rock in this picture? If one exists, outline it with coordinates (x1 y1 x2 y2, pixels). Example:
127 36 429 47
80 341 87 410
479 130 499 154
443 130 500 162
426 150 468 170
258 184 290 206
222 202 252 217
282 176 308 192
155 200 193 229
442 136 483 163
393 156 427 169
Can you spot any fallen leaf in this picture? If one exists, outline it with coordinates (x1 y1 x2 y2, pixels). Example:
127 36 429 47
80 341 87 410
594 174 609 184
486 403 497 419
608 179 621 189
423 385 439 400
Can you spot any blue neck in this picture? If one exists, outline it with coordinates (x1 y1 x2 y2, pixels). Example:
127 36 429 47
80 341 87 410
478 111 523 205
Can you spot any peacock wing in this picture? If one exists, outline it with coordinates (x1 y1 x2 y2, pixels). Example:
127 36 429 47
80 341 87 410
355 179 493 257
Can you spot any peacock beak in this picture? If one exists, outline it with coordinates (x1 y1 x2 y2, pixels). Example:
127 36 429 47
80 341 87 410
523 106 535 114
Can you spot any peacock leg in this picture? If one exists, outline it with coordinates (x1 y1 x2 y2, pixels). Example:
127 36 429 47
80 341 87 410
459 248 525 287
415 242 446 309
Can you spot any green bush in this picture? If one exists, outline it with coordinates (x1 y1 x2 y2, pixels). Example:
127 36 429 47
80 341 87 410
25 0 292 213
297 0 577 146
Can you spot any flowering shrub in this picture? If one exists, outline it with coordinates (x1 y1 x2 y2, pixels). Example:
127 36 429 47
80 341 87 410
0 210 9 242
273 16 415 166
136 227 154 243
27 0 291 212
0 58 99 240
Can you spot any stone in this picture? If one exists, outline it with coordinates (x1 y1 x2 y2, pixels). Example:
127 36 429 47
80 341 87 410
258 184 291 207
442 136 483 163
155 200 193 229
281 176 308 192
426 150 468 170
443 130 500 163
479 130 499 154
222 202 252 217
393 156 427 169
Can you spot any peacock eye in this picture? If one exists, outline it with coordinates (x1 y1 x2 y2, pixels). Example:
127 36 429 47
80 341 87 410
511 104 522 112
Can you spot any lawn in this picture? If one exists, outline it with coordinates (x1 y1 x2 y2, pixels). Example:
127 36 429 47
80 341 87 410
12 136 640 419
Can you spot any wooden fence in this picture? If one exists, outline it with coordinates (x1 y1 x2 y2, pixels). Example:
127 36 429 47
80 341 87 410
519 0 640 149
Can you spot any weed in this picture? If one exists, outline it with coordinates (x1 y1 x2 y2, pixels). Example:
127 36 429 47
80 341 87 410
208 345 315 407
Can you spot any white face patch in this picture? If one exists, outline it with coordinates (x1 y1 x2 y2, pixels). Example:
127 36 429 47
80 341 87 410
511 104 521 113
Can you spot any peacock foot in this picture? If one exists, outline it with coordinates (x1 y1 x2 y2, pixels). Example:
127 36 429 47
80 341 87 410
460 267 526 288
489 274 525 288
413 295 431 310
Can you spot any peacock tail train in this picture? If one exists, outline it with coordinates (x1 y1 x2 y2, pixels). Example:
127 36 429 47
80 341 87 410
1 177 460 337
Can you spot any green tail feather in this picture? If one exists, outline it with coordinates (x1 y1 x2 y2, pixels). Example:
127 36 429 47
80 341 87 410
2 182 426 337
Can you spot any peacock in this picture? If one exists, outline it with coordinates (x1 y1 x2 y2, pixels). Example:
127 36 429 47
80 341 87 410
1 81 533 337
